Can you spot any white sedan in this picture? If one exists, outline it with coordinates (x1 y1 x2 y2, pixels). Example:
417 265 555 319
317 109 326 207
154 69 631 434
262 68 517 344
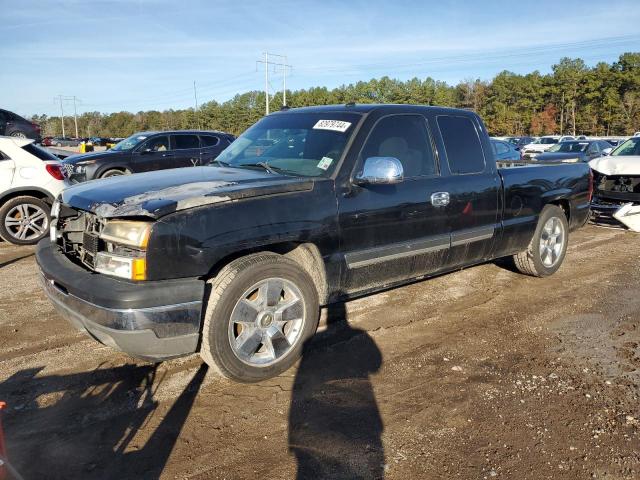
0 136 69 245
521 136 575 159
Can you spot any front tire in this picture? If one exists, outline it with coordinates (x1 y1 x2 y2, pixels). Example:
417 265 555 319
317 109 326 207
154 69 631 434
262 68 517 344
200 253 320 382
9 131 27 139
513 205 569 277
0 196 50 245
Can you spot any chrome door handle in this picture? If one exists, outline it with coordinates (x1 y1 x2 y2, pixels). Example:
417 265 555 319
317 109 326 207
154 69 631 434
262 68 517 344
431 192 450 207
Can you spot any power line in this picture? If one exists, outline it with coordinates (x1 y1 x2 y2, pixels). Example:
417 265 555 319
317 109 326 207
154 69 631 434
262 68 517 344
256 52 291 115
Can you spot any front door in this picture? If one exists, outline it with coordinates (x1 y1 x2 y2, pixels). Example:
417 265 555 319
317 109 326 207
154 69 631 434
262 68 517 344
337 113 452 294
132 135 171 172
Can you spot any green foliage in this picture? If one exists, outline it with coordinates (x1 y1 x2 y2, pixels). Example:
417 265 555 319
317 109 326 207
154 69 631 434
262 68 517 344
33 53 640 138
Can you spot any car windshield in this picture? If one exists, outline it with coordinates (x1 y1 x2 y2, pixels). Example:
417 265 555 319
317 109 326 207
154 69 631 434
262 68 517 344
214 112 362 177
547 142 589 153
111 133 149 151
611 137 640 156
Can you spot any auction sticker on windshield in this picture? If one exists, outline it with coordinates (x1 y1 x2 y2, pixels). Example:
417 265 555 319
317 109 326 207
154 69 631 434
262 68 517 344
317 156 333 170
313 120 352 132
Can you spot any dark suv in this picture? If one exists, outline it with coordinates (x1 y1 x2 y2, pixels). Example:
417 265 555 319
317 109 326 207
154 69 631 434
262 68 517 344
62 130 235 182
0 108 41 141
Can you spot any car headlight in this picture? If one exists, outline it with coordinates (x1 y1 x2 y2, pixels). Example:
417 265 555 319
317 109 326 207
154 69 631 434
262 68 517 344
95 253 146 281
96 220 152 280
99 220 151 248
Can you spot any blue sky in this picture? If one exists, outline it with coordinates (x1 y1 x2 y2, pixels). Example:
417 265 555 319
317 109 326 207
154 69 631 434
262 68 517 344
1 0 639 117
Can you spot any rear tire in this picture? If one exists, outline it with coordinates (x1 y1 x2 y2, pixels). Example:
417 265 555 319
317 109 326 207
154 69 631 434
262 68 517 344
9 131 27 139
100 169 128 178
513 205 568 277
200 253 319 383
0 196 50 245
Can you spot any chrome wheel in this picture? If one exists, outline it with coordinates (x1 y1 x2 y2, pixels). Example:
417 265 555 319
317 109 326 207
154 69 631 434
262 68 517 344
10 131 27 138
4 203 48 241
539 216 564 268
228 277 305 367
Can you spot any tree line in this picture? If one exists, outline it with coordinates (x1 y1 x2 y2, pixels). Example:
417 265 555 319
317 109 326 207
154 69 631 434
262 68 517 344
32 53 639 139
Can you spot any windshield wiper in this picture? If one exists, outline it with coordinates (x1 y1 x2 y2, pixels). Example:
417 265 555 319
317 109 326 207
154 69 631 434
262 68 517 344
239 162 283 175
212 158 231 167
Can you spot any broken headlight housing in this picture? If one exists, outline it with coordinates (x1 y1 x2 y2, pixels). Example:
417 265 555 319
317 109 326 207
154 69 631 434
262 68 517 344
96 220 152 280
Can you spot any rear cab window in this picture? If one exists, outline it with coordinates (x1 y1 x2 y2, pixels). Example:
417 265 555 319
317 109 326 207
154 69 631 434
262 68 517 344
437 115 485 174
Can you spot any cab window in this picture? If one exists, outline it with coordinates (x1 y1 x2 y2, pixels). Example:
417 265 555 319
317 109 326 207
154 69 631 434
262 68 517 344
360 114 437 178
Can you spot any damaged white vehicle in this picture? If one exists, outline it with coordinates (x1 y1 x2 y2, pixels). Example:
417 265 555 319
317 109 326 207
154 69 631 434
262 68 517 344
589 136 640 232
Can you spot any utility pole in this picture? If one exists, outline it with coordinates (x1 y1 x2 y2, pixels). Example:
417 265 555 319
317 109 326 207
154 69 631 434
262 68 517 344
264 52 269 115
282 55 288 107
72 96 79 138
256 53 291 115
54 95 66 137
193 80 201 129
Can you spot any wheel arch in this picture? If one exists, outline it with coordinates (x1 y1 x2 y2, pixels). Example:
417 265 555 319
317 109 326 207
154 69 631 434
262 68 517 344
95 164 131 178
547 198 570 223
0 187 54 206
206 241 329 305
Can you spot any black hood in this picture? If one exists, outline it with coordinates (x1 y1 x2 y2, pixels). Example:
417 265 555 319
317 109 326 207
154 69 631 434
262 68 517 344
61 166 315 219
536 152 587 162
64 149 123 164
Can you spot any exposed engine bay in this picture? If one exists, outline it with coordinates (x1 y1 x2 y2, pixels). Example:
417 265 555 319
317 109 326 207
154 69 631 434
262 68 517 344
590 156 640 232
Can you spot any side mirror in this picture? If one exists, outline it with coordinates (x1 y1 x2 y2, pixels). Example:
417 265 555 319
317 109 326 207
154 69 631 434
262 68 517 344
602 148 613 156
354 157 404 185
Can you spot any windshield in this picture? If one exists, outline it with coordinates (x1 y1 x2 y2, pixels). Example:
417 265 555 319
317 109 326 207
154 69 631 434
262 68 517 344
214 112 361 177
111 133 149 151
547 142 589 153
611 137 640 156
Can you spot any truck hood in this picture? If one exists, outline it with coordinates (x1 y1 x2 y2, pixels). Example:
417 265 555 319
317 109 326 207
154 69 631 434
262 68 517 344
61 166 315 219
589 155 640 175
536 152 586 162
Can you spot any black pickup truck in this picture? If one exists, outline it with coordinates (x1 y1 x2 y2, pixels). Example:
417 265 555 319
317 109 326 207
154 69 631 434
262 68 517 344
37 104 592 382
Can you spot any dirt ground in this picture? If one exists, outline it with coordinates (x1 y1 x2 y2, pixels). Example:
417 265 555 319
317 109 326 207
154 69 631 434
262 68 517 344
1 224 639 479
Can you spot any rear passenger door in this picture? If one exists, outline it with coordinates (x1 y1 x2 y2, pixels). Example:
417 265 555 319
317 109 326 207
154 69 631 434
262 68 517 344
199 134 227 165
432 114 501 269
337 113 452 293
170 134 201 168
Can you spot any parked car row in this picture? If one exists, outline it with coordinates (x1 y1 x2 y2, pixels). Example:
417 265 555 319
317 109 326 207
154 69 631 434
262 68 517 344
42 136 82 147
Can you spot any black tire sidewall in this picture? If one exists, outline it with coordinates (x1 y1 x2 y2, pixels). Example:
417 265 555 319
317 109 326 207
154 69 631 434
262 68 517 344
101 170 125 178
206 259 319 382
0 196 51 245
529 205 569 277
